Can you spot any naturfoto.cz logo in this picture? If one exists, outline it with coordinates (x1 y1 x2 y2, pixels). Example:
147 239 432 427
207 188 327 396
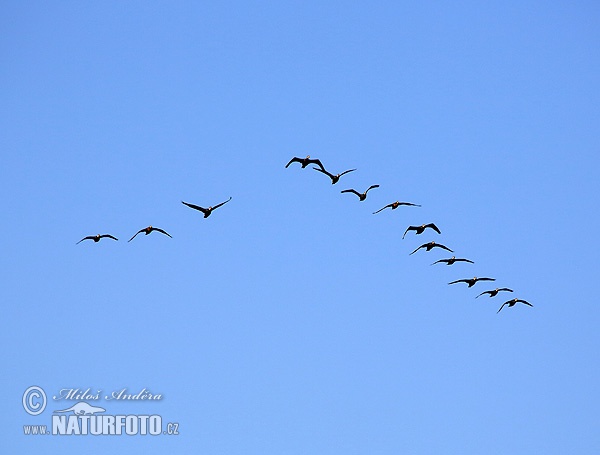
22 386 180 436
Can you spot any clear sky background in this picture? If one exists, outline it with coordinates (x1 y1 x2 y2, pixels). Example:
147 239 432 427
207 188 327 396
1 1 599 453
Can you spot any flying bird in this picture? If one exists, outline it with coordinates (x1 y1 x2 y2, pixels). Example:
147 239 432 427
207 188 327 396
182 197 232 218
448 277 495 287
409 241 453 255
476 288 513 298
431 256 474 266
285 155 325 171
403 223 441 239
128 226 172 242
341 185 380 201
373 201 421 214
497 298 533 313
76 234 118 244
312 166 356 184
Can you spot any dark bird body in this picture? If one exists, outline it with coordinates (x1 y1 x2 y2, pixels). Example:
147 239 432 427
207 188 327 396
341 185 379 201
182 197 232 218
448 277 495 287
497 298 533 313
313 166 356 184
285 155 325 171
431 256 474 266
76 234 118 244
128 226 172 242
403 223 441 239
476 288 513 298
410 241 453 255
373 201 420 214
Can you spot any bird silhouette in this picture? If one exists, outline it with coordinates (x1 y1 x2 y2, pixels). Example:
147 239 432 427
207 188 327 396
341 185 380 201
373 201 421 214
182 197 232 218
431 256 474 266
497 298 533 313
285 155 325 170
128 226 172 242
403 223 441 239
448 277 495 287
312 167 356 184
76 234 118 244
409 241 453 255
476 288 513 298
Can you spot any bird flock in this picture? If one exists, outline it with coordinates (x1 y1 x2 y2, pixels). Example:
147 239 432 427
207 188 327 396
77 154 532 315
285 155 533 315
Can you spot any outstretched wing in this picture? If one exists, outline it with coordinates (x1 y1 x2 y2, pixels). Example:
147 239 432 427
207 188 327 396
76 235 95 244
435 243 454 253
153 227 172 238
498 288 513 293
427 223 441 234
517 299 533 307
308 158 325 171
497 302 509 313
100 234 118 241
373 203 393 214
339 168 356 177
448 279 468 285
313 167 334 180
409 243 427 255
182 201 209 215
476 277 496 282
399 202 421 207
476 290 491 298
402 226 416 239
365 184 380 194
430 258 448 265
285 157 303 168
212 197 232 211
456 258 474 264
128 229 145 242
341 189 361 198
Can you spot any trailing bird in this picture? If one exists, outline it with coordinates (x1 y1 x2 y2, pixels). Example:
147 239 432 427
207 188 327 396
476 288 513 298
312 166 356 184
128 226 172 242
76 234 118 244
409 241 453 255
285 155 325 170
431 256 474 266
448 277 495 287
403 223 441 239
182 197 232 218
341 185 380 201
497 298 533 313
373 201 421 214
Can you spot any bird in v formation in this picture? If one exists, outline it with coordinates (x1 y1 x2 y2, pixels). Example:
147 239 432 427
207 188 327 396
77 154 529 314
182 197 232 218
76 234 118 244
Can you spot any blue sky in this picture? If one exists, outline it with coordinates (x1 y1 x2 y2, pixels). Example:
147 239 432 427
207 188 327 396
1 1 599 453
